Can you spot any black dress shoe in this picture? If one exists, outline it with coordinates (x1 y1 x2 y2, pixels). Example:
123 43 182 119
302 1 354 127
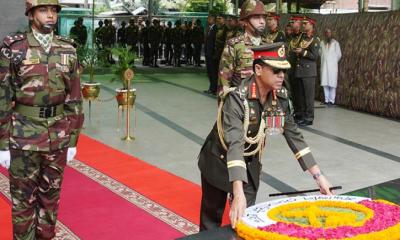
298 120 313 126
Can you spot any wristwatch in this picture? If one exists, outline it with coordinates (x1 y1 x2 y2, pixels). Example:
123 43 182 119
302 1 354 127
312 171 323 180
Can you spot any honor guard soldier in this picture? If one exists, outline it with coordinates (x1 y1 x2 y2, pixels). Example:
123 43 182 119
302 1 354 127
198 42 333 231
288 15 304 120
125 18 140 54
293 16 320 126
224 14 241 42
0 0 84 239
265 12 286 43
117 20 127 47
218 0 269 97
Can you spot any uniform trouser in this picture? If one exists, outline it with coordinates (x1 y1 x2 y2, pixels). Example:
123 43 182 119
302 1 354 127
173 47 182 66
199 174 257 231
164 44 173 64
143 44 150 65
323 86 336 104
193 44 202 66
150 44 159 66
9 148 67 240
297 77 316 121
185 44 193 64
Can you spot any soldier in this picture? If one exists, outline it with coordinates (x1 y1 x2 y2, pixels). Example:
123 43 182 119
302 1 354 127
172 20 184 67
191 19 204 67
149 18 162 67
265 12 286 43
293 16 320 126
224 14 241 42
198 43 333 231
184 21 193 65
218 0 269 96
163 21 174 66
95 20 104 49
285 23 293 42
117 20 127 47
125 18 139 54
69 17 87 47
204 14 217 94
214 13 227 66
140 20 151 66
288 15 304 121
0 0 84 239
103 19 116 64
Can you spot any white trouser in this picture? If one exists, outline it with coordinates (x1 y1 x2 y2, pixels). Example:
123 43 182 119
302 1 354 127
323 86 336 104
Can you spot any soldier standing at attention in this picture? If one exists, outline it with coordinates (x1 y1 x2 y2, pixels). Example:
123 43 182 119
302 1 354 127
163 21 174 66
172 20 184 67
197 43 333 231
293 16 320 126
117 20 127 47
191 19 204 67
0 0 84 239
204 14 217 94
265 12 286 43
141 20 151 66
224 14 241 43
125 18 139 54
218 0 268 96
149 19 162 67
94 20 104 49
288 15 304 121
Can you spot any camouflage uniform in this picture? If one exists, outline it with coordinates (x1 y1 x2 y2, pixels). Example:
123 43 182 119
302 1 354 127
218 0 268 96
191 20 204 67
148 19 162 67
172 21 185 67
163 22 174 65
117 21 127 47
140 21 151 66
69 17 87 47
94 20 104 49
0 1 84 239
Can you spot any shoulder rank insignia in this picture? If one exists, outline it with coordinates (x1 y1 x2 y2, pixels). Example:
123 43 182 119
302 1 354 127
3 33 26 47
276 88 288 99
55 35 77 48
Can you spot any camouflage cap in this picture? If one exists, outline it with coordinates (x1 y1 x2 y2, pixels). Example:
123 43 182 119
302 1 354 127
240 0 267 20
25 0 62 16
251 42 291 69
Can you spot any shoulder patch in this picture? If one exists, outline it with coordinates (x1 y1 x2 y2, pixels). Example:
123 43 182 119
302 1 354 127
227 34 244 46
276 88 288 99
55 35 77 48
3 33 26 47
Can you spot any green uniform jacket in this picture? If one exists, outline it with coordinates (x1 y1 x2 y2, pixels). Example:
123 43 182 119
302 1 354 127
218 32 269 89
198 76 317 193
0 32 84 152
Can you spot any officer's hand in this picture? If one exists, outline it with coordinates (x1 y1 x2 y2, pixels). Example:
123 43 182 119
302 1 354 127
67 147 77 162
316 175 334 195
0 151 11 169
230 181 247 229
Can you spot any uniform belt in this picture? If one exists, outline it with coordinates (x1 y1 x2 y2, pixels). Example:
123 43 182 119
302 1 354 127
14 104 64 118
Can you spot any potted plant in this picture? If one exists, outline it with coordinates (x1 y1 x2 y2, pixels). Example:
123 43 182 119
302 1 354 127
111 46 136 106
78 46 101 101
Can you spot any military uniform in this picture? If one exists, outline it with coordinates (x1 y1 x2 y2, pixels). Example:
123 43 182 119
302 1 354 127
117 21 127 47
163 22 174 65
94 21 105 49
148 19 162 67
218 0 268 97
172 21 184 67
198 44 317 230
293 17 320 124
140 21 151 66
0 27 83 240
191 20 204 67
218 33 269 89
125 19 139 54
69 19 87 47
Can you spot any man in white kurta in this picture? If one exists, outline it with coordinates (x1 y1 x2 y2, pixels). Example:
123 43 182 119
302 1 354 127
320 29 342 104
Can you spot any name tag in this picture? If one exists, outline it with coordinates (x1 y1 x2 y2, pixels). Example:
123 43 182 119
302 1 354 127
22 58 40 65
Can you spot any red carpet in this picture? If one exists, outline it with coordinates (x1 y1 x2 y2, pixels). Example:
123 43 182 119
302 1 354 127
0 134 230 239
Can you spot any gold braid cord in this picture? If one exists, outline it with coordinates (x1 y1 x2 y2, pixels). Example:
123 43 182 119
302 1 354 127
217 89 267 157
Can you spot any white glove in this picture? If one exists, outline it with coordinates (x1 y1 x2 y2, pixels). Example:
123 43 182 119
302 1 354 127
191 44 195 48
67 147 77 162
0 150 11 169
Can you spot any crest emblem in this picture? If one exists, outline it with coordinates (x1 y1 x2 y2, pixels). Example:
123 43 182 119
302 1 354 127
278 46 285 57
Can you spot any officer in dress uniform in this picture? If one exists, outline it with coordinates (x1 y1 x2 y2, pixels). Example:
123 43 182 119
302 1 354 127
198 42 333 231
0 0 84 239
293 16 320 126
265 12 286 43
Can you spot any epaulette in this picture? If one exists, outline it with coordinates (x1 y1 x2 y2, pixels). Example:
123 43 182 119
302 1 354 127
227 34 244 46
55 35 77 48
276 88 288 99
3 33 26 47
